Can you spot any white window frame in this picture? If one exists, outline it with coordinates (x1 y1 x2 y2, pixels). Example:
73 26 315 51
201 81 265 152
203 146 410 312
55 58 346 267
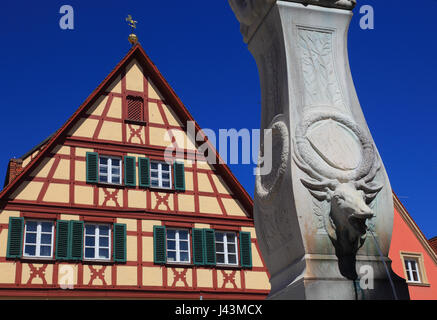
166 229 190 264
150 161 172 189
99 156 122 185
83 223 112 261
404 258 421 284
23 220 54 259
215 231 238 266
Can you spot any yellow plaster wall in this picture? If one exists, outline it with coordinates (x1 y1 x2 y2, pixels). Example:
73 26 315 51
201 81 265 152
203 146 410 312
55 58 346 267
126 60 144 92
43 183 70 203
196 269 213 288
161 104 182 127
117 266 137 286
197 173 214 193
75 147 94 158
107 97 122 119
142 220 162 233
177 194 195 213
128 189 147 209
244 271 271 290
116 218 137 232
69 118 99 138
148 102 164 124
222 198 247 217
54 146 71 156
58 264 79 287
126 124 145 144
199 196 222 215
142 236 154 262
108 75 122 94
99 188 123 207
75 161 86 182
60 214 80 221
126 236 137 261
151 193 174 211
98 121 122 142
0 263 16 284
142 267 163 286
74 185 94 205
211 175 232 195
218 270 241 289
168 268 192 288
53 159 70 180
31 158 54 178
148 80 162 100
12 181 44 201
0 210 20 224
149 127 171 147
86 96 108 117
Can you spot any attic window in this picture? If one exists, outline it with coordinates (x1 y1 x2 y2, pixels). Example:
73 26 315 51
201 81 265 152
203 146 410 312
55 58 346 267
126 96 144 123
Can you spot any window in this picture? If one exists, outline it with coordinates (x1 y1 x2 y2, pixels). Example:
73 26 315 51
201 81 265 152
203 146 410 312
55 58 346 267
23 221 54 258
126 96 144 122
401 252 429 285
150 161 172 189
404 259 421 283
99 156 121 185
215 232 238 266
166 229 190 263
84 224 111 261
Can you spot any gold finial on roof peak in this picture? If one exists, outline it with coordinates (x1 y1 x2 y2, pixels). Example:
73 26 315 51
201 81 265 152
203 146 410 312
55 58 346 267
126 14 138 45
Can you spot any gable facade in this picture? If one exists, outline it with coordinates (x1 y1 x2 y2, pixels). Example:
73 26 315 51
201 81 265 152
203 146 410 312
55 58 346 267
0 44 270 299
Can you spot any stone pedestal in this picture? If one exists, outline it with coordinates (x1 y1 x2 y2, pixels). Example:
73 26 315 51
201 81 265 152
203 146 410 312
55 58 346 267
228 1 410 300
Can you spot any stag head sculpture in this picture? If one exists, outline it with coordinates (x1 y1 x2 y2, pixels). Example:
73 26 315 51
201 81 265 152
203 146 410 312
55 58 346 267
293 112 383 280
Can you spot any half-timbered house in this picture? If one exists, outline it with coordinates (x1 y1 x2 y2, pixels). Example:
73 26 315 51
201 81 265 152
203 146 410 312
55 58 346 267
0 43 270 299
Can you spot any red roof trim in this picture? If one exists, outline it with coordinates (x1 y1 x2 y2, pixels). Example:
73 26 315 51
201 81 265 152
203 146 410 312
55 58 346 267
0 43 253 216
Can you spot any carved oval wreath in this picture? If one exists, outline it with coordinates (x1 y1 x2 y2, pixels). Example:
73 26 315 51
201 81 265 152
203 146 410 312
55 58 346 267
255 115 289 203
295 110 375 181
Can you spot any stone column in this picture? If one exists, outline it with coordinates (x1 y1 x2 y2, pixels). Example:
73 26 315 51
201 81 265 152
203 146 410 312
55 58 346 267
228 0 409 299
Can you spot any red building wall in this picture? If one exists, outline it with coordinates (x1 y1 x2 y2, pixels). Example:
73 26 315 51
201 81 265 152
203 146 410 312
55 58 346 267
389 199 437 300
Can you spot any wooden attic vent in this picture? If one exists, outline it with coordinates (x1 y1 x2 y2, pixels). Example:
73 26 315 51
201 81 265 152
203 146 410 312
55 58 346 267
126 95 144 123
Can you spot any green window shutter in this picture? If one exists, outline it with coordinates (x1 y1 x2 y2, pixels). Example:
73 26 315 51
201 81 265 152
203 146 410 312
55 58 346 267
173 161 185 191
192 228 205 265
56 220 70 260
86 152 99 183
6 217 24 259
138 157 150 188
153 226 166 264
203 229 216 266
124 156 136 187
113 223 127 262
239 231 252 268
69 221 84 261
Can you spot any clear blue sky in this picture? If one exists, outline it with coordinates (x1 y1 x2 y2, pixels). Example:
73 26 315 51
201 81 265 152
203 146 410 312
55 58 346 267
0 1 435 239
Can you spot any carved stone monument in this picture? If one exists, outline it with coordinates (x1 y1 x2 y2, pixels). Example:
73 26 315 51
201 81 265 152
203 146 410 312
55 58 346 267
228 0 410 299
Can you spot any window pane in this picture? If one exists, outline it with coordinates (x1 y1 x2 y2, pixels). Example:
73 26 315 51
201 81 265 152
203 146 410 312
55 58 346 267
85 225 96 235
99 166 108 174
26 233 37 244
25 245 36 256
161 164 170 171
410 261 418 272
99 175 108 183
216 243 224 253
151 163 158 170
179 230 188 240
85 236 95 246
180 252 189 262
111 176 120 184
41 233 52 245
162 181 170 188
151 179 159 187
41 222 53 233
167 251 176 262
216 233 224 242
228 254 237 264
180 241 188 251
167 230 176 239
151 171 158 178
167 240 176 250
99 249 109 259
40 246 51 257
112 159 120 167
162 172 170 179
227 244 236 254
112 167 120 175
99 225 109 235
99 237 109 247
100 158 108 165
26 221 37 232
85 248 95 258
227 233 236 243
216 253 225 264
